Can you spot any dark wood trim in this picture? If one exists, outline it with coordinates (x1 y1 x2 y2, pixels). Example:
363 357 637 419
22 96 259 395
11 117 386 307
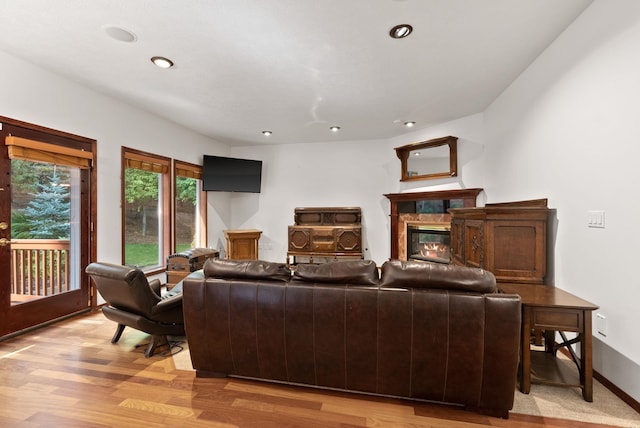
384 188 483 204
120 147 172 270
594 369 640 414
0 115 97 325
89 138 98 308
486 198 548 208
0 115 94 146
556 347 640 414
394 135 458 181
173 159 207 250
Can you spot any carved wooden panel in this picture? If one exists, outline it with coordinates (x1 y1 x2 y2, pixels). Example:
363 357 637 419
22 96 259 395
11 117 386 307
463 220 484 269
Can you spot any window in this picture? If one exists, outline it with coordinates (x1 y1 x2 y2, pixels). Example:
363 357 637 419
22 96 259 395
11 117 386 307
121 149 207 273
174 161 206 252
5 136 92 302
122 148 170 272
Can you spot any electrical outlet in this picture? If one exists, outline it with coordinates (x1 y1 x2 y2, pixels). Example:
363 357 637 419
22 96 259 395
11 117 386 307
587 210 605 228
596 313 607 337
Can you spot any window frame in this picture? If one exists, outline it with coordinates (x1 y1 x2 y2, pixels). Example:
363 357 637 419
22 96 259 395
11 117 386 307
121 147 171 274
173 160 207 251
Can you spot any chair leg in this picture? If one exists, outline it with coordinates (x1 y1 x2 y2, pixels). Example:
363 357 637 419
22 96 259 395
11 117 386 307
111 324 126 344
144 335 170 358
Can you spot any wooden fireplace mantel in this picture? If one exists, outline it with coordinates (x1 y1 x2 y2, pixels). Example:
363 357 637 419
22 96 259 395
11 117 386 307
384 189 482 260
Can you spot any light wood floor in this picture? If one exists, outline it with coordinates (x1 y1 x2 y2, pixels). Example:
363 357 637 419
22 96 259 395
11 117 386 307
0 311 619 428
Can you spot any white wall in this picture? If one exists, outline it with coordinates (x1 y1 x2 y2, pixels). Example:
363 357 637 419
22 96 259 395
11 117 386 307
228 112 486 265
484 0 640 401
0 50 230 264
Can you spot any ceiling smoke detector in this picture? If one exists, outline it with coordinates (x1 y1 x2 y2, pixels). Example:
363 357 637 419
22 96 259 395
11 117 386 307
103 25 137 43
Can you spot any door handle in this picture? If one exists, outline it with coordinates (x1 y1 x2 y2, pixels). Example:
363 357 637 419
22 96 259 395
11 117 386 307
0 238 11 246
0 222 7 230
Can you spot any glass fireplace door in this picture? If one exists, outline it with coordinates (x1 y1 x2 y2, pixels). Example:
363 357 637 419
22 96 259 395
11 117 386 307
408 226 451 264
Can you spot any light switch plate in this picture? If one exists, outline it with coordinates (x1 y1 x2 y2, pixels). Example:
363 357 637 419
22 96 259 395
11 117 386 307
587 210 605 228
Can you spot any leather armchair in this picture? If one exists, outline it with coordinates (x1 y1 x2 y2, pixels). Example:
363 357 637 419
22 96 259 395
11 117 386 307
85 262 185 357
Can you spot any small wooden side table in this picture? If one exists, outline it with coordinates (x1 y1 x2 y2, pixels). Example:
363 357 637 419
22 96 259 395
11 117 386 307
224 229 262 260
498 283 599 401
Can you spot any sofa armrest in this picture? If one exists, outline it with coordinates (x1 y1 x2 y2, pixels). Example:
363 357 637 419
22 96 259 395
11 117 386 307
151 293 183 315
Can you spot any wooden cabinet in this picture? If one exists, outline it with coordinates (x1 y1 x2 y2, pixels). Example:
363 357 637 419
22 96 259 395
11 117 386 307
224 229 262 260
449 199 549 284
287 207 362 264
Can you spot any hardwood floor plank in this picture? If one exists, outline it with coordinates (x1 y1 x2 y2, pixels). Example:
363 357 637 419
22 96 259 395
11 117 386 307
0 311 630 428
118 397 198 418
231 397 367 426
0 385 78 421
25 412 110 428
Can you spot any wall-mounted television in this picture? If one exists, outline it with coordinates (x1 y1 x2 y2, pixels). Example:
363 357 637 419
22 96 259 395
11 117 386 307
202 155 262 193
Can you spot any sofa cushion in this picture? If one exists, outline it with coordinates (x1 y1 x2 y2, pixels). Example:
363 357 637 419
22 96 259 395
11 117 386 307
379 260 496 293
292 259 379 285
203 259 291 282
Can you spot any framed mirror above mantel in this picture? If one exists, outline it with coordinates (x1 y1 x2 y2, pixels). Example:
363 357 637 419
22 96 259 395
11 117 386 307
384 189 482 260
395 136 458 181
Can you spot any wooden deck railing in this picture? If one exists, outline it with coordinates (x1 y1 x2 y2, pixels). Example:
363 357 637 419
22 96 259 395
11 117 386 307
11 239 71 298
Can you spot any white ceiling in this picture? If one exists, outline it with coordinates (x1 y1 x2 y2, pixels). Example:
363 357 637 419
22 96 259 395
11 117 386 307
0 0 592 146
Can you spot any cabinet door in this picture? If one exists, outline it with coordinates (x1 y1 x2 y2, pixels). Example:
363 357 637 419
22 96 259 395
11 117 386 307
486 220 546 283
335 227 361 253
463 220 484 269
229 238 257 260
289 226 312 251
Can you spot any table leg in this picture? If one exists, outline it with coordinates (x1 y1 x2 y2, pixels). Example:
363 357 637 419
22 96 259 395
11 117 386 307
582 311 594 401
520 306 532 394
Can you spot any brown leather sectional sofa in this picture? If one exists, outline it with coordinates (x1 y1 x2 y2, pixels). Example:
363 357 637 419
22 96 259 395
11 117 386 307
182 258 521 418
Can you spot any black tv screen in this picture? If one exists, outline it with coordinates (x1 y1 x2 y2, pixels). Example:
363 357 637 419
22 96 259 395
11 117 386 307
202 155 262 193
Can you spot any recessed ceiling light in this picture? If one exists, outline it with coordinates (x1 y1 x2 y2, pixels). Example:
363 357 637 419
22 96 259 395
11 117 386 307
404 121 416 127
103 25 137 42
262 131 272 136
330 126 341 132
389 24 413 39
151 56 174 69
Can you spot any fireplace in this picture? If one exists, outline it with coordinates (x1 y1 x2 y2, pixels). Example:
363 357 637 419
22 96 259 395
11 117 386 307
384 189 482 261
407 224 450 264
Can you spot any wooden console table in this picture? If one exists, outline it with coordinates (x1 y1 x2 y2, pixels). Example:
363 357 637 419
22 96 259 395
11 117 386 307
499 283 598 401
224 229 262 260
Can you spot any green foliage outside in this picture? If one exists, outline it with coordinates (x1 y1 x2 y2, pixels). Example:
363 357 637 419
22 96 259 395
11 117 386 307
176 176 197 205
124 243 160 268
124 243 195 268
11 160 70 239
124 169 198 269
